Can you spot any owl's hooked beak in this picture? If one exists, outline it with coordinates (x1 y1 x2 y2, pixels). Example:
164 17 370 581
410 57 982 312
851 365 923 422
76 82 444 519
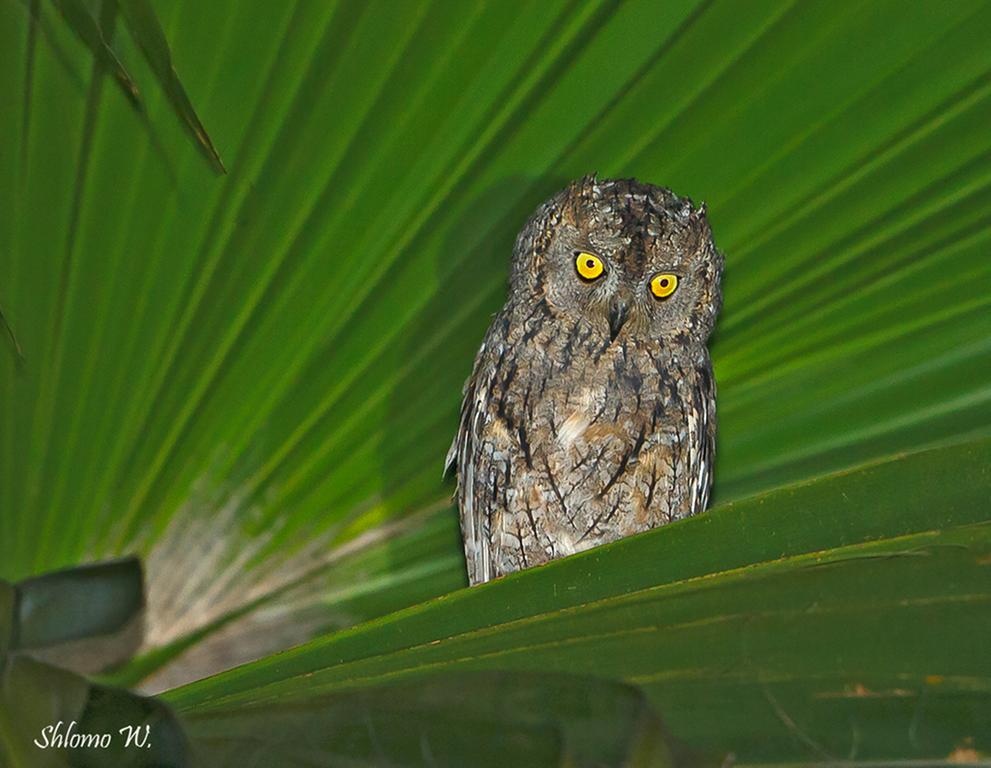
608 297 630 342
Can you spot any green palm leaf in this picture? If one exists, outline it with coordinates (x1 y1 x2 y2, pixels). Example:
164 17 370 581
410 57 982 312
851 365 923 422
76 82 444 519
169 439 991 762
1 0 989 763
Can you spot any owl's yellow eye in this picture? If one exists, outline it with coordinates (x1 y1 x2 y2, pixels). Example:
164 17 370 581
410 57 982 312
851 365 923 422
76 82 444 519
575 252 604 281
649 273 678 299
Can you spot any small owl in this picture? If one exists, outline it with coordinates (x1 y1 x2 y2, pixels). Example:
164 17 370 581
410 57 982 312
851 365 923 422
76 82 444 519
446 176 723 586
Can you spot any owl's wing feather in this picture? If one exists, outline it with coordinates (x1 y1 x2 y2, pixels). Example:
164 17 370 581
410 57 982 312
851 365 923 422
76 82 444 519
689 358 717 515
447 319 507 585
445 341 485 479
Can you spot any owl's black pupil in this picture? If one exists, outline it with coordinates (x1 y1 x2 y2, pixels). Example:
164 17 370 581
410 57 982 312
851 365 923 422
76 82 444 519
660 279 668 287
586 260 595 268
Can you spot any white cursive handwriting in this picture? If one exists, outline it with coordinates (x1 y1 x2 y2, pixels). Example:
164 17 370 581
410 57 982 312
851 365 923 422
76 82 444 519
33 721 151 750
35 721 111 749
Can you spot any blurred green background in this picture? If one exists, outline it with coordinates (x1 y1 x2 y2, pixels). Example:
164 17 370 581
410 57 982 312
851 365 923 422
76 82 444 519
1 0 990 764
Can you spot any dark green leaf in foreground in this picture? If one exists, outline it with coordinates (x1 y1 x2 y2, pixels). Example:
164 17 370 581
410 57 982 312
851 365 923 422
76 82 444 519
0 654 189 768
168 438 991 764
0 655 84 768
14 557 144 674
0 560 189 767
182 671 712 768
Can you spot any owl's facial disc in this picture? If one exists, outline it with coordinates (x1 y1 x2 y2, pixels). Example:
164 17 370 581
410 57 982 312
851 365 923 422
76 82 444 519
515 176 721 346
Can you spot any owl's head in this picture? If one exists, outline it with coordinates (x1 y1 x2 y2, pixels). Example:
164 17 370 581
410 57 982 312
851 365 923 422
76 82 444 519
510 176 723 345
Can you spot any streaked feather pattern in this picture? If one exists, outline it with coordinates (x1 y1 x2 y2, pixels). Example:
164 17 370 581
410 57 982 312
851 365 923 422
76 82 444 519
448 178 722 585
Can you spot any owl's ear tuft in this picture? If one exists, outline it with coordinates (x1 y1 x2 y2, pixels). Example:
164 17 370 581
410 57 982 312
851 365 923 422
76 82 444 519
682 199 707 221
572 173 598 197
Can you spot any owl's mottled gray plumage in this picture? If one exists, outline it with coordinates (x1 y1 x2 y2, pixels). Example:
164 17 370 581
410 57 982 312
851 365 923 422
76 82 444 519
446 176 723 586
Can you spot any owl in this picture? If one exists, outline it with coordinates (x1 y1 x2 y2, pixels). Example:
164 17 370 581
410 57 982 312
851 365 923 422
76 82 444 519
446 176 723 586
